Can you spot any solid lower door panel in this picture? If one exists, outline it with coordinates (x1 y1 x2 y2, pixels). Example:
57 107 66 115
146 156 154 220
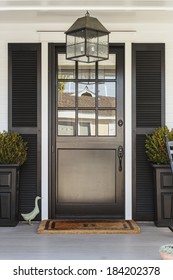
56 149 123 217
58 149 116 203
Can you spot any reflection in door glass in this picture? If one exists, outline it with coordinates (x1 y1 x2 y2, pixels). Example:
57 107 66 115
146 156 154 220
58 110 75 136
58 54 75 79
58 82 75 107
78 62 95 80
57 51 118 137
78 110 96 136
98 110 116 136
98 54 116 79
78 83 95 108
98 82 116 108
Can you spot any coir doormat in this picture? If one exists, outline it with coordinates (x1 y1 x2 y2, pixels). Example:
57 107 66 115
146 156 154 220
38 220 140 234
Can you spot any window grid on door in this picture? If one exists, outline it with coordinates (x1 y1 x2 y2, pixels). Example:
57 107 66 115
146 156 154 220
57 53 117 136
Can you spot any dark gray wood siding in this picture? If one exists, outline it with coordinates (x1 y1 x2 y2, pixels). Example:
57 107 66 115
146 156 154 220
132 44 165 220
8 43 41 220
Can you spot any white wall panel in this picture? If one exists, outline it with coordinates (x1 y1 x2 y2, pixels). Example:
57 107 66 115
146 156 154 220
41 42 49 220
165 42 173 130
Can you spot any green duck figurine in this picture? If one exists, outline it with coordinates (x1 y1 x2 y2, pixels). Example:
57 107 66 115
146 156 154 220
21 196 41 225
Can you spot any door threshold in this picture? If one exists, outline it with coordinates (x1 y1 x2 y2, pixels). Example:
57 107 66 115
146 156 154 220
53 215 125 220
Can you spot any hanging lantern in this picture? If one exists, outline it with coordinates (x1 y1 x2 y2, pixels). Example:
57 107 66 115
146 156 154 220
65 11 110 63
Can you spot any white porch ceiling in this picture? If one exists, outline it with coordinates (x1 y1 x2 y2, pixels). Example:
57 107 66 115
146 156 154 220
1 0 173 11
1 1 173 24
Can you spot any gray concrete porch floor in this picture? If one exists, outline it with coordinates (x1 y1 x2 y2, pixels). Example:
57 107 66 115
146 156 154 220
0 222 172 260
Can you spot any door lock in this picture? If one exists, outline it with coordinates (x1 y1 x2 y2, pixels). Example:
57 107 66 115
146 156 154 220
118 119 123 127
118 145 124 172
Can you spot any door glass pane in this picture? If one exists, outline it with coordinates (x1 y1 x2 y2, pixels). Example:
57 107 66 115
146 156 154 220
58 54 75 79
58 110 75 136
98 82 116 108
58 82 75 108
98 54 116 79
78 62 95 80
78 110 96 136
98 110 116 136
57 51 117 138
78 83 95 107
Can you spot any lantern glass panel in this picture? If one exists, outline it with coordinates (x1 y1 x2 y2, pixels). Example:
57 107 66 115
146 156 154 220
67 34 75 46
98 44 108 59
66 44 75 59
65 13 110 63
87 30 97 41
75 30 85 42
98 33 109 45
86 30 97 57
86 42 98 57
72 31 85 57
75 43 85 57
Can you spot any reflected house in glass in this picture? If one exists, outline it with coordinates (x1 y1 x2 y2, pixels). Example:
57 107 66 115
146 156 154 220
57 52 117 136
58 89 116 136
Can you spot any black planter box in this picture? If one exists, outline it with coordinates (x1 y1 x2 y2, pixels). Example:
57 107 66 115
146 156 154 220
0 164 19 226
153 165 173 227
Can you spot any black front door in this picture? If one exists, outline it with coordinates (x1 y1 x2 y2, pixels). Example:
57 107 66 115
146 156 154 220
50 45 124 219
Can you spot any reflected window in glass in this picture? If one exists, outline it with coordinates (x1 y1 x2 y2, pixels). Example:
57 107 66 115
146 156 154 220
98 54 116 79
98 110 116 136
58 110 76 136
78 62 95 80
58 54 75 79
78 83 95 108
98 82 116 108
78 110 96 136
58 82 75 108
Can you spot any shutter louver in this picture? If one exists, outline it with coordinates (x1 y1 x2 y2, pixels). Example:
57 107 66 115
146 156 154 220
8 44 41 220
19 135 37 214
136 135 154 219
136 51 162 127
12 51 37 127
133 44 165 221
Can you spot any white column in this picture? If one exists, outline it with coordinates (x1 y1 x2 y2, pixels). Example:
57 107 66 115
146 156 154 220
0 41 8 132
165 42 173 129
41 42 49 219
125 42 132 220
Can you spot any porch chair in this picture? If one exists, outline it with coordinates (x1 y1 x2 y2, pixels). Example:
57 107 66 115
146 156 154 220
165 135 173 173
165 135 173 232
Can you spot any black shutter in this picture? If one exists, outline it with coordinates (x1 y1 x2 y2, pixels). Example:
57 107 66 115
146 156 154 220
132 44 165 220
8 44 41 220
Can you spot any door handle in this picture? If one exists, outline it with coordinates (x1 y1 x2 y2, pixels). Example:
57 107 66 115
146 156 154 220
118 145 124 172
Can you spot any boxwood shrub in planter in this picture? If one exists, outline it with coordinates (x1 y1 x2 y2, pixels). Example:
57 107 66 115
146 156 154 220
145 126 173 227
0 131 27 226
